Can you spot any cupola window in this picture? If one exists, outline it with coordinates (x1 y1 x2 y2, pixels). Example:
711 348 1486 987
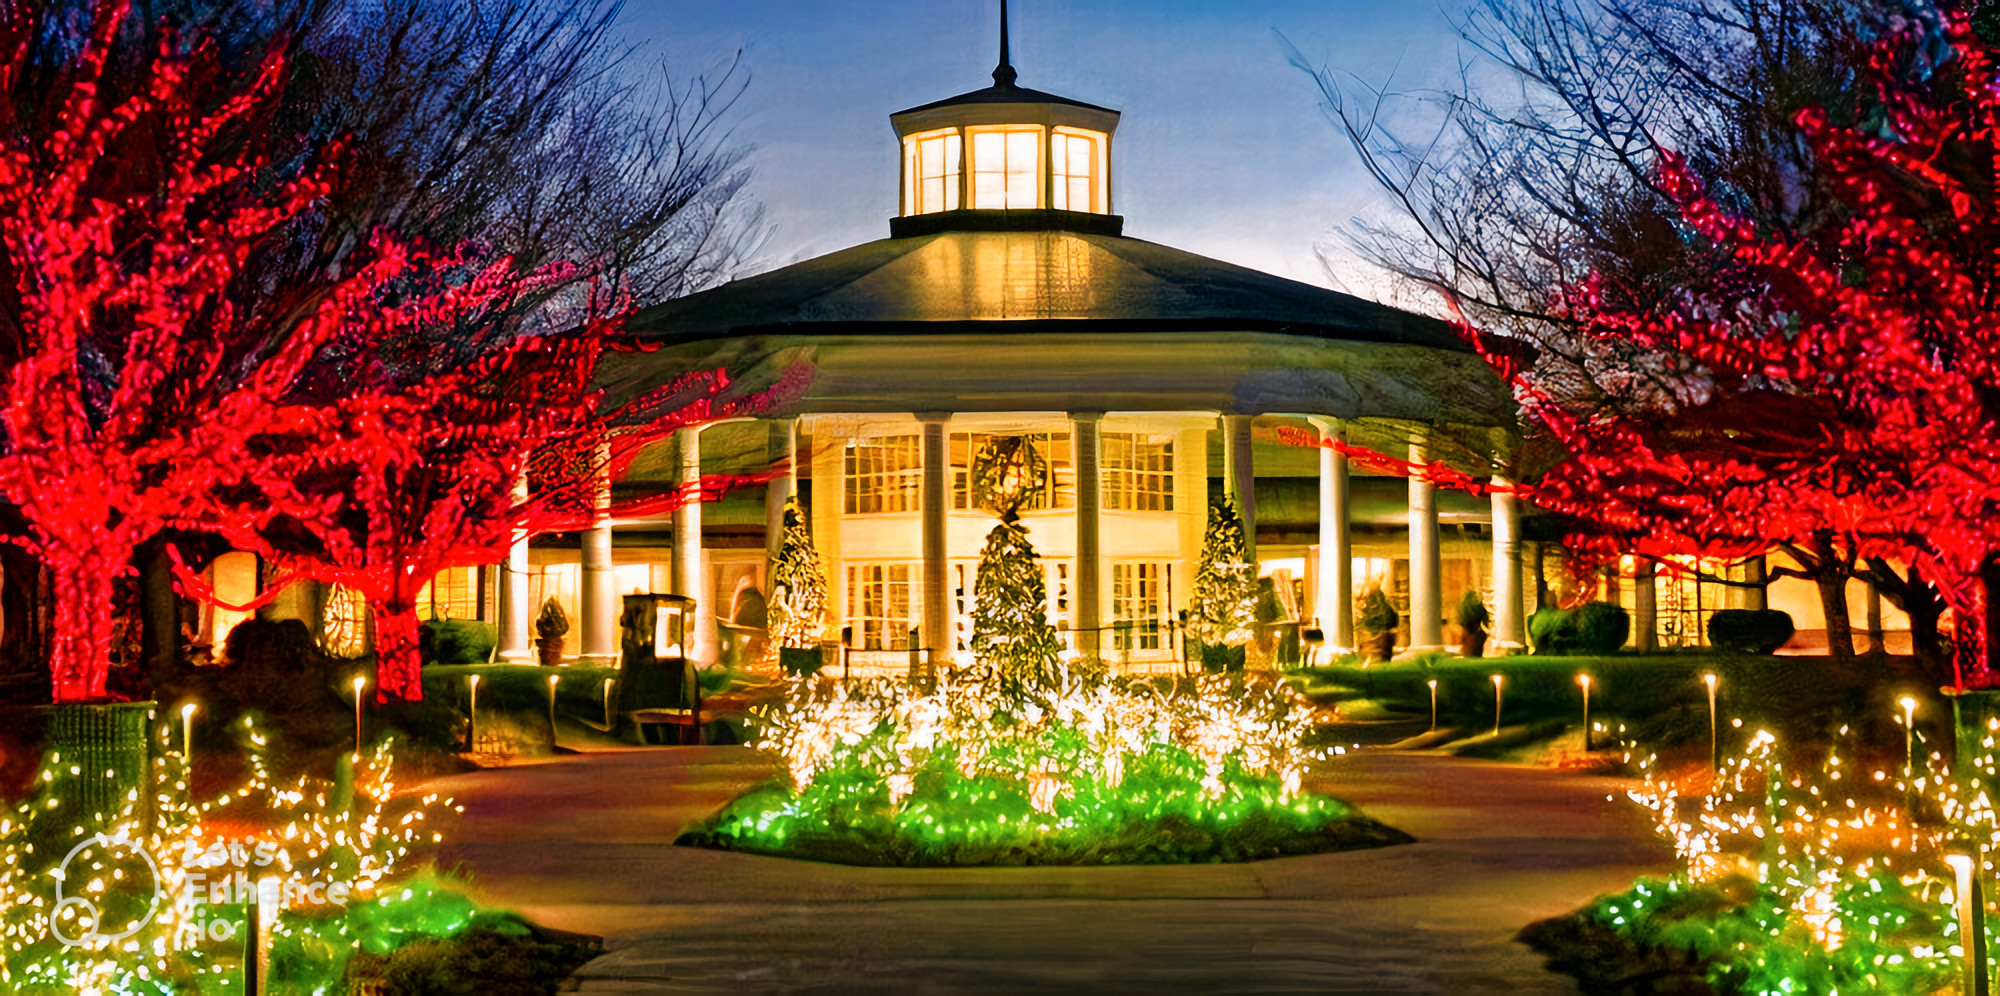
1050 127 1106 213
903 128 962 215
969 127 1042 209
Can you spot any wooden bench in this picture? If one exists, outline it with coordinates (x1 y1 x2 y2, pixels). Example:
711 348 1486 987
627 672 703 745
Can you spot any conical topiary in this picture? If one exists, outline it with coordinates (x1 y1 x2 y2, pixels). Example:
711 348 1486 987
1187 496 1258 670
970 517 1063 697
767 498 828 669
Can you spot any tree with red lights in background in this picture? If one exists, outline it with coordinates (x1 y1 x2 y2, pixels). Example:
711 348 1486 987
0 0 796 703
1478 13 2000 686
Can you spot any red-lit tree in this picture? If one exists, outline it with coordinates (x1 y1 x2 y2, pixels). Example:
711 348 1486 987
1486 15 2000 685
202 330 804 701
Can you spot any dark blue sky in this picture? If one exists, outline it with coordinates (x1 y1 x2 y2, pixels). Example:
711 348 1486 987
618 1 1470 293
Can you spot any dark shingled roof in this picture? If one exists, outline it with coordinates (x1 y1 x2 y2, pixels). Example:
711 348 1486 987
893 80 1117 116
624 227 1467 352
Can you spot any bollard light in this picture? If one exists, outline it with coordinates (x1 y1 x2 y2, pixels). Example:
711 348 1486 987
1427 679 1439 733
547 673 561 742
1702 673 1720 773
1491 674 1505 737
350 676 368 758
180 702 199 767
603 677 616 728
1901 696 1921 818
467 673 482 753
1577 674 1592 752
1946 852 1990 996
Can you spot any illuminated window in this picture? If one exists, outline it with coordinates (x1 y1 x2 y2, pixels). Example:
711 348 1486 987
844 435 923 514
846 563 914 650
1050 128 1106 213
951 432 1074 511
1102 432 1173 511
1112 562 1171 651
970 127 1041 209
903 128 961 215
417 567 480 621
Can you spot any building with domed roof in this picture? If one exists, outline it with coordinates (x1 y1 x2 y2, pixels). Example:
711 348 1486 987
472 9 1541 674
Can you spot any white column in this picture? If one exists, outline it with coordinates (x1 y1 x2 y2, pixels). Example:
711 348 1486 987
580 445 618 662
1073 412 1104 659
918 414 951 671
1745 555 1768 611
1310 418 1353 650
766 419 797 566
497 471 533 662
1632 558 1659 652
1222 414 1257 563
1408 436 1441 649
1491 474 1524 651
673 426 715 663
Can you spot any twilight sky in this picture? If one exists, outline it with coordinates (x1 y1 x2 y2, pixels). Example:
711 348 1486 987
617 0 1473 297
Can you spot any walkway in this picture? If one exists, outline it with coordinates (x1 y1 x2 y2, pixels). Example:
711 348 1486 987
432 748 1668 994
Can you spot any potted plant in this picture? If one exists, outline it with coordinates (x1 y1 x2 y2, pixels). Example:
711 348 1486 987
1455 588 1490 658
535 597 569 667
1356 587 1399 663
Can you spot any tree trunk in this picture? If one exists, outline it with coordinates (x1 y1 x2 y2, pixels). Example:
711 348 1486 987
371 602 424 702
1982 554 2000 685
1869 559 1948 678
48 564 117 703
138 537 181 686
1816 568 1855 661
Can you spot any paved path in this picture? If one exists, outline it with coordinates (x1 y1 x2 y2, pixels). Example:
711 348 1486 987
430 748 1668 994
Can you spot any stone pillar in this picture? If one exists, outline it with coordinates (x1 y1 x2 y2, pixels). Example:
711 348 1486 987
1222 414 1257 564
1633 558 1659 652
1491 474 1524 650
1310 418 1353 650
497 471 534 662
918 413 951 670
580 445 618 663
1745 555 1768 611
1072 412 1104 659
1408 436 1442 649
673 426 715 663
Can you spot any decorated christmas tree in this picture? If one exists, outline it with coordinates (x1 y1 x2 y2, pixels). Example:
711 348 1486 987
767 498 829 672
1188 496 1258 671
971 517 1063 697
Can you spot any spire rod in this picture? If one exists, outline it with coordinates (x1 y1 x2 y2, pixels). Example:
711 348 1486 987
993 0 1017 86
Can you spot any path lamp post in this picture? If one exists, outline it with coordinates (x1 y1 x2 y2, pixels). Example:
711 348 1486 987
467 674 481 752
1491 674 1504 737
351 676 368 757
603 677 616 728
1577 674 1592 751
1901 696 1921 818
1428 679 1438 733
180 702 199 766
1702 673 1720 772
1947 852 1991 996
548 674 562 745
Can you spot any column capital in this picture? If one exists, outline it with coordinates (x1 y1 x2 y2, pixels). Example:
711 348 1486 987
1068 410 1105 423
914 411 954 425
1305 414 1342 434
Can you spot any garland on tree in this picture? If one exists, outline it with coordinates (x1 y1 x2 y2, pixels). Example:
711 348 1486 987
1187 497 1258 654
767 498 828 655
970 516 1063 697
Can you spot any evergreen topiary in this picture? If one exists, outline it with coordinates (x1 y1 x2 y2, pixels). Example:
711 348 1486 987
1528 602 1629 655
1706 609 1794 655
971 517 1063 697
766 498 828 673
1456 588 1490 658
1188 496 1258 671
1356 587 1399 661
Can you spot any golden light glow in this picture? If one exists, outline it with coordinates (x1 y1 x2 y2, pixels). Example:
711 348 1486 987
969 127 1041 209
1051 127 1107 213
902 128 961 215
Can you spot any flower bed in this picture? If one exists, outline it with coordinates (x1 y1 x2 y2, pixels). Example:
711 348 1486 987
678 673 1411 866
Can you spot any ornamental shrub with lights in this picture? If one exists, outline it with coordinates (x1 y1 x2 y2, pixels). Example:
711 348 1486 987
1545 723 2000 995
680 673 1412 866
1187 498 1258 671
0 713 464 994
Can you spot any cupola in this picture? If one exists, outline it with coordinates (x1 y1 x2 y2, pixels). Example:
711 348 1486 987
888 0 1122 237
